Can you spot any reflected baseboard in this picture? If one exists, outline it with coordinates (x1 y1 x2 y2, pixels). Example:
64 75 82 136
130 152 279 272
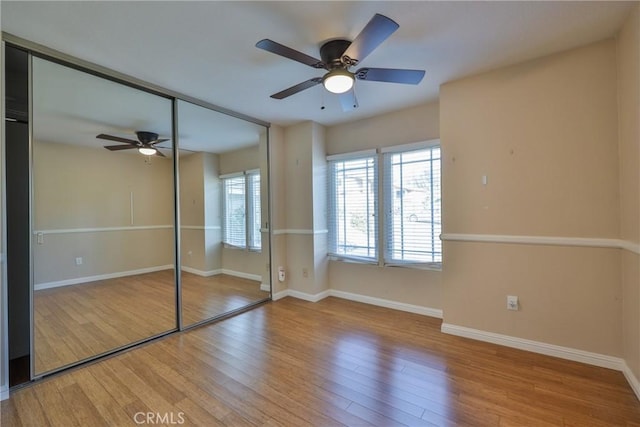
181 266 221 277
181 266 262 283
34 264 174 291
260 283 270 292
1 385 8 401
36 265 266 291
221 269 261 282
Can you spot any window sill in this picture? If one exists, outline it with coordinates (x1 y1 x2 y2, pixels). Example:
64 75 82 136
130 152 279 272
328 255 442 271
223 243 262 253
385 263 442 272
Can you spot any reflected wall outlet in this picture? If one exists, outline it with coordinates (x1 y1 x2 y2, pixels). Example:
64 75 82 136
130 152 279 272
507 295 519 311
75 257 83 266
302 268 309 278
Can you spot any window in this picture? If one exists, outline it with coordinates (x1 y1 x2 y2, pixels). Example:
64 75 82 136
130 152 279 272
383 145 441 265
327 151 377 262
327 142 441 268
222 170 261 251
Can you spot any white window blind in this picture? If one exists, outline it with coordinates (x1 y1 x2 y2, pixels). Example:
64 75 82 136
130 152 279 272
247 172 261 251
222 175 246 248
327 155 377 261
383 146 441 265
222 171 262 251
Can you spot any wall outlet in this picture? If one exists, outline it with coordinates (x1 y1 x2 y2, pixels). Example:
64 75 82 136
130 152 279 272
507 295 519 311
75 257 83 266
302 267 308 278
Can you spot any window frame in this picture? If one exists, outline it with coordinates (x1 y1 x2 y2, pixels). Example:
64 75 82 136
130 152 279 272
381 140 442 269
327 140 442 270
221 169 262 252
327 149 378 263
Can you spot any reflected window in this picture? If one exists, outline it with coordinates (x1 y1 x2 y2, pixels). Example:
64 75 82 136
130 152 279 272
222 170 261 251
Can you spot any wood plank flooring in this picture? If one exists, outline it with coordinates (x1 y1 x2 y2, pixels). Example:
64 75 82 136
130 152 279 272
181 273 269 326
5 296 640 426
34 270 268 374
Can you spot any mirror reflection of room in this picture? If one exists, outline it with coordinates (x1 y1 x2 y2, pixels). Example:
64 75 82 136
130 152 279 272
32 58 177 375
178 100 270 327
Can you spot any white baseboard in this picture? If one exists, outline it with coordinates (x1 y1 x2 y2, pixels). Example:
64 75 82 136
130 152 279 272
273 288 442 319
441 323 624 371
329 290 443 319
221 269 261 282
288 289 331 302
1 386 8 401
260 283 271 292
181 266 221 277
37 266 263 291
271 288 328 302
272 289 289 301
622 363 640 401
35 264 174 291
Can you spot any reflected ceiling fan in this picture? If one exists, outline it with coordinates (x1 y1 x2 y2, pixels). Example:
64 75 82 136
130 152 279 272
97 131 169 157
256 13 425 111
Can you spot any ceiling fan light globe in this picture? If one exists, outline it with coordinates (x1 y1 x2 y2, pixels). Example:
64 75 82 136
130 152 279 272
138 147 157 156
323 70 354 94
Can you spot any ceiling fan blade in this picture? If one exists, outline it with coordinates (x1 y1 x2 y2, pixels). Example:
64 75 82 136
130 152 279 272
256 39 325 69
96 133 138 144
154 149 166 158
104 144 137 151
151 138 170 145
342 14 399 65
270 78 322 99
339 91 358 112
355 68 425 84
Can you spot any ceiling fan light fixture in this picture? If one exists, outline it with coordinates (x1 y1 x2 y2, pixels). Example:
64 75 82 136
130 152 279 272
322 69 354 94
138 147 157 156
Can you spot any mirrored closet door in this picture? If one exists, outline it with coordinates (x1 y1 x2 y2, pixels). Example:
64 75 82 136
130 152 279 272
32 57 177 376
177 100 271 327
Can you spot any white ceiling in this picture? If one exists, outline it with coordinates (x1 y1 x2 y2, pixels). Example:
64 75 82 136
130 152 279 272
2 1 635 127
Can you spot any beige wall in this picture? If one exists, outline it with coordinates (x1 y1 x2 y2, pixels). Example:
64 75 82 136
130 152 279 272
271 121 329 295
283 122 320 294
284 122 314 230
219 145 259 175
618 5 640 378
269 125 288 293
33 141 174 284
35 141 174 229
440 39 622 355
325 102 442 309
326 102 440 155
179 152 222 273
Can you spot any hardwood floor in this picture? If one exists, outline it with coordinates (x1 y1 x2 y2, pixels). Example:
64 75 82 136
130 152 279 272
34 270 268 374
5 296 640 426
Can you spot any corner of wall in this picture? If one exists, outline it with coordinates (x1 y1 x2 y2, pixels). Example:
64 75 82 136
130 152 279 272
616 2 640 389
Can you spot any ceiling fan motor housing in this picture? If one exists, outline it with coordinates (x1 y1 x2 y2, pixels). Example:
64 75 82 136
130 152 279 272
320 39 353 69
136 131 159 144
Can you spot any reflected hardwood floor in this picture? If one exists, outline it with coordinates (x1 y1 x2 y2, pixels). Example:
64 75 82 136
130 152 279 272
34 270 268 374
5 297 640 426
181 272 269 326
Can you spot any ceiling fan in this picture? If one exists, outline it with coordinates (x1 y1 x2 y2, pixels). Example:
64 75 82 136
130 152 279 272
97 131 169 157
256 13 425 111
